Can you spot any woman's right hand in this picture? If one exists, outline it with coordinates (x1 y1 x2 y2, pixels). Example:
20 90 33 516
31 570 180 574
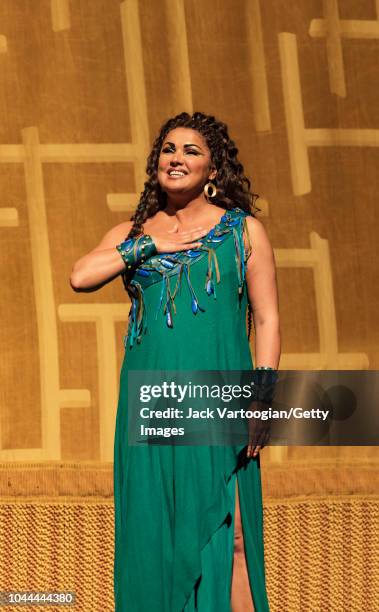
70 223 210 292
150 225 209 254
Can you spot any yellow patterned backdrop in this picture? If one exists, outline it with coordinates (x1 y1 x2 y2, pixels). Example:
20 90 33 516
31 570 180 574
0 2 378 610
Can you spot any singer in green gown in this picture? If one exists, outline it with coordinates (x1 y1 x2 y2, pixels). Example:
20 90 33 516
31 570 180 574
113 206 270 611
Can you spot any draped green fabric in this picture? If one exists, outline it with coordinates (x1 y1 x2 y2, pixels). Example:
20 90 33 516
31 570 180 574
113 207 270 611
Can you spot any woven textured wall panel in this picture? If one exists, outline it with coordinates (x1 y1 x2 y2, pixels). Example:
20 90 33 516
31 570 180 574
0 496 378 612
264 496 379 612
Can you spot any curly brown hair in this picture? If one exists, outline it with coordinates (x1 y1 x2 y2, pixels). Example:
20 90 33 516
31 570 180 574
123 111 259 339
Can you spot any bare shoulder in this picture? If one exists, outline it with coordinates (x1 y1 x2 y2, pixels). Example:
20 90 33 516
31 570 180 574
244 215 272 247
91 220 134 253
244 215 275 265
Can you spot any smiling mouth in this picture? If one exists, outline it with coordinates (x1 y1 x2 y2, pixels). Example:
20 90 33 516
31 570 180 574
167 170 187 178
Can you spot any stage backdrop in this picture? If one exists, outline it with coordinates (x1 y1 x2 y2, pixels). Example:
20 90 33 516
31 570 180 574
0 2 378 610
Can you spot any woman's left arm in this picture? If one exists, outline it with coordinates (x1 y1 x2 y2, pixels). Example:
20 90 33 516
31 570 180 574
243 216 280 458
244 215 281 369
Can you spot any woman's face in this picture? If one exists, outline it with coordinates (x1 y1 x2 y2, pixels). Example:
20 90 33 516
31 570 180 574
157 127 216 199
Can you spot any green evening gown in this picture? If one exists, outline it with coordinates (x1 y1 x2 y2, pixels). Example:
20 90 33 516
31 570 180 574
113 206 270 611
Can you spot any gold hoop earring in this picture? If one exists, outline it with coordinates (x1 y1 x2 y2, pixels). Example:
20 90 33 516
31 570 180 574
204 181 217 200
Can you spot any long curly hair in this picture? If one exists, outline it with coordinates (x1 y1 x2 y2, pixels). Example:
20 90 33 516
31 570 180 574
123 111 259 339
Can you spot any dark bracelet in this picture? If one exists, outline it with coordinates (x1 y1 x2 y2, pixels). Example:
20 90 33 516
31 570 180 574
116 234 157 270
253 368 278 405
240 368 278 406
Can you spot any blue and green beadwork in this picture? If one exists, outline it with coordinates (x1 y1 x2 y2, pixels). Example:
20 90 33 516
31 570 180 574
122 207 253 348
116 234 158 271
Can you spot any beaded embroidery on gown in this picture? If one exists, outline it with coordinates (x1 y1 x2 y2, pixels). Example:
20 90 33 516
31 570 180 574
113 206 270 611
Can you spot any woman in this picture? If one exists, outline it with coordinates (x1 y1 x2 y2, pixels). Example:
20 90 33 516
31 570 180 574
70 111 280 611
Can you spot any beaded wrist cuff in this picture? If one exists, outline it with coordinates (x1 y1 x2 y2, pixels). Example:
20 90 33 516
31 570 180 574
116 234 158 271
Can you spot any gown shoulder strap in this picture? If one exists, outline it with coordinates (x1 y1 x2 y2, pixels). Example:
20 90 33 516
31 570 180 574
230 207 253 295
